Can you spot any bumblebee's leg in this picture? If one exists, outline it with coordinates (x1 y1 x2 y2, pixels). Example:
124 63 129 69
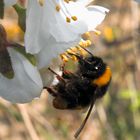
48 67 65 83
44 86 57 97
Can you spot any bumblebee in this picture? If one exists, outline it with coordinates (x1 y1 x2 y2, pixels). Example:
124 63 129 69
45 48 111 138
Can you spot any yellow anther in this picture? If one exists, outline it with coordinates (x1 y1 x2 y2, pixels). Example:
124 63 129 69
38 0 44 6
79 41 86 47
71 16 78 21
64 0 70 3
71 55 78 61
75 46 88 56
66 17 71 23
70 47 78 53
85 40 92 47
82 32 91 40
94 30 101 36
67 49 74 54
56 5 61 12
60 54 69 62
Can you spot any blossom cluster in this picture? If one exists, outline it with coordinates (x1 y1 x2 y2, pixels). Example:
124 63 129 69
0 0 109 103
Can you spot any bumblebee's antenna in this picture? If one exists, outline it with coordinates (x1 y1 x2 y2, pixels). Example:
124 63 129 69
74 98 95 139
67 52 92 65
79 46 93 56
67 52 81 58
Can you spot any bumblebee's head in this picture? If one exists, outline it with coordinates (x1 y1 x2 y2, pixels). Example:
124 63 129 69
77 55 107 79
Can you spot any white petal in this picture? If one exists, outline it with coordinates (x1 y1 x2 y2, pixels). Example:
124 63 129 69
25 0 45 54
77 0 93 6
36 36 80 68
0 48 43 103
4 0 17 6
25 0 87 54
83 6 109 30
49 15 87 42
62 2 109 31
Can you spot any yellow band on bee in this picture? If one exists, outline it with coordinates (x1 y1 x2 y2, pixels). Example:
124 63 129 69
93 66 111 86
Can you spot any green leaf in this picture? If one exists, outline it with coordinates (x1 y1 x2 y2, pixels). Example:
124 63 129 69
13 4 26 32
0 0 4 19
0 49 14 79
13 44 37 66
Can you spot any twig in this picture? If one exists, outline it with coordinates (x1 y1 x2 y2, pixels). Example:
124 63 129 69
18 104 41 140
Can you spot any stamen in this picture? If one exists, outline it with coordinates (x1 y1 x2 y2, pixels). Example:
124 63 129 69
56 4 61 12
82 32 91 40
71 16 78 21
64 0 70 3
60 54 69 62
93 29 101 36
76 46 88 56
66 17 71 23
38 0 44 6
86 40 92 47
66 48 75 54
78 45 93 56
71 55 78 61
61 0 78 22
79 40 92 48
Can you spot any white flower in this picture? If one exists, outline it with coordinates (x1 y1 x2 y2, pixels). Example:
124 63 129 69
35 36 79 68
25 0 109 68
0 47 43 103
4 0 17 6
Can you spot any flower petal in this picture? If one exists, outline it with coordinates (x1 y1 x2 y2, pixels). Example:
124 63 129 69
64 2 109 31
0 48 43 103
84 6 109 30
25 0 87 54
25 0 45 54
36 36 80 69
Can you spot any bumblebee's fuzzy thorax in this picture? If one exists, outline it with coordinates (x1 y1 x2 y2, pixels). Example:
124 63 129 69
78 55 107 79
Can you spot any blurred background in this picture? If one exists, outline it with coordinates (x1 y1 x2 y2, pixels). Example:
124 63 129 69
0 0 140 140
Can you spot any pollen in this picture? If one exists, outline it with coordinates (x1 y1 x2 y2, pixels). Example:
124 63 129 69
71 16 78 21
93 66 112 86
66 17 71 23
94 30 101 36
82 32 91 40
38 0 44 6
60 54 69 62
64 0 70 3
71 55 78 61
56 5 61 12
79 40 92 48
70 47 78 53
86 40 92 46
77 47 88 56
66 49 74 53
